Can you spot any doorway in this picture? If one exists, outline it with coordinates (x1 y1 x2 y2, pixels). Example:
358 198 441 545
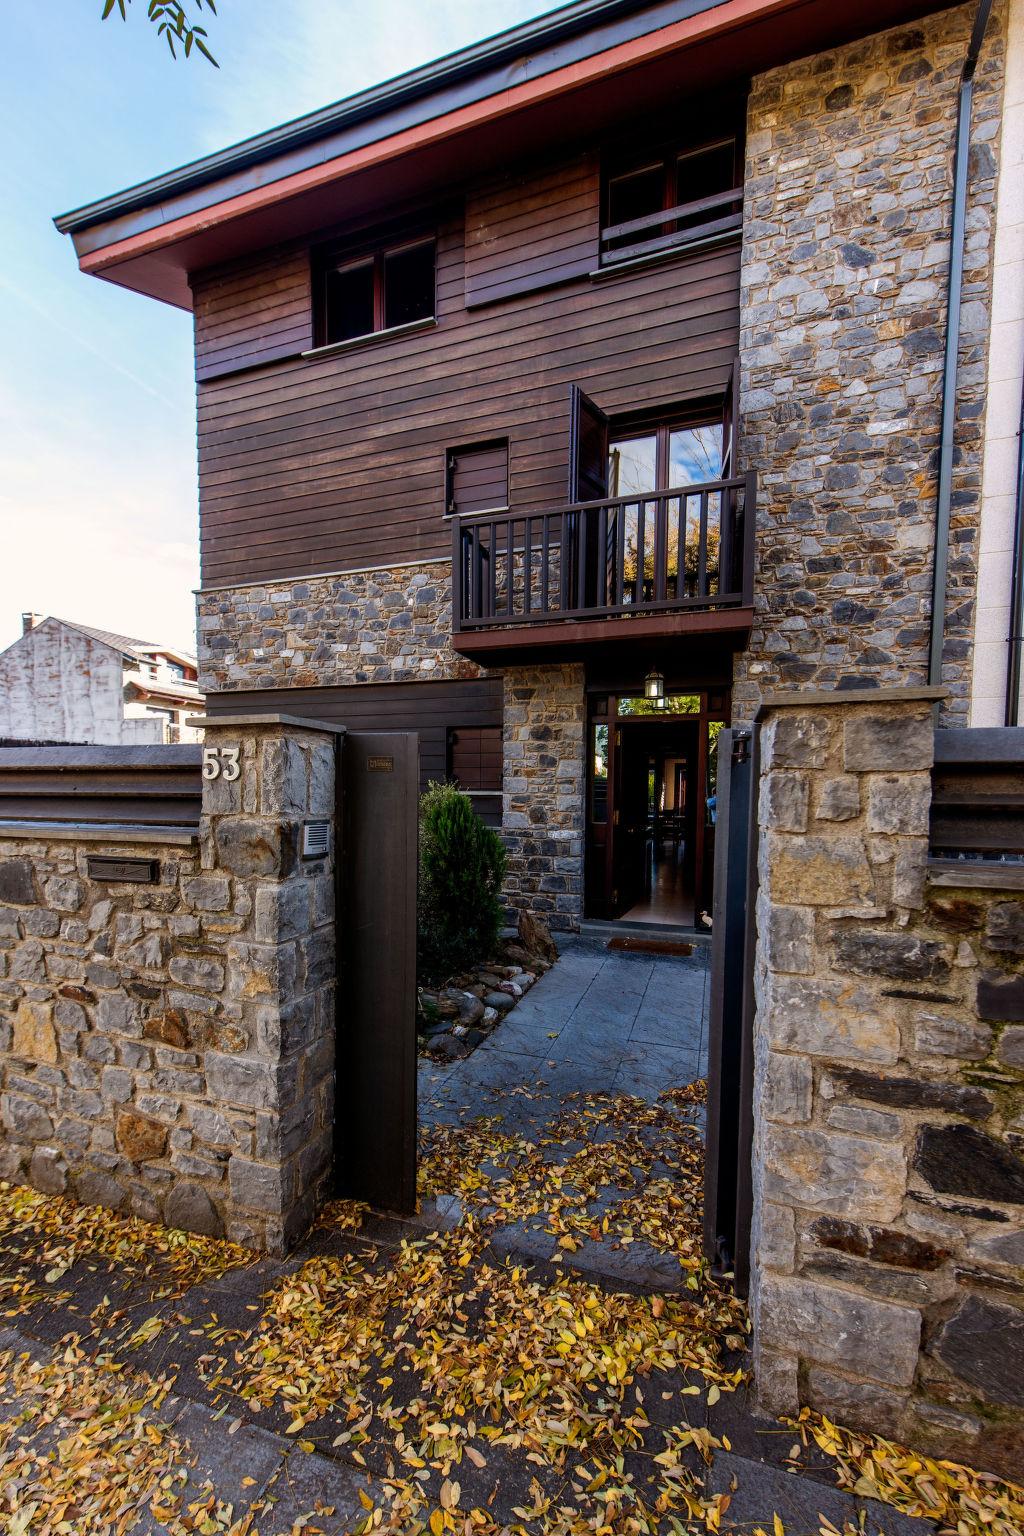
585 689 728 929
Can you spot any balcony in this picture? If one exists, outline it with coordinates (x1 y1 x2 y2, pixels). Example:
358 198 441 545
450 472 756 662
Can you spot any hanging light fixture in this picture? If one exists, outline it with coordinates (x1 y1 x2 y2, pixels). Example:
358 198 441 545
644 668 665 705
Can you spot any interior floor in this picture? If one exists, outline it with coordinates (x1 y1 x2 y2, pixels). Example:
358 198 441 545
622 837 696 927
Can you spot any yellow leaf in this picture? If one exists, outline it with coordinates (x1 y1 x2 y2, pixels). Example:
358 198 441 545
773 1513 785 1536
358 1490 375 1511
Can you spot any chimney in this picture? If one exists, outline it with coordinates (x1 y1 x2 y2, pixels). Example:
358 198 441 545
21 612 44 636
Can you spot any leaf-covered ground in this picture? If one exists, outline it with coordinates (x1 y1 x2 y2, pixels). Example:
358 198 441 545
0 1086 1019 1536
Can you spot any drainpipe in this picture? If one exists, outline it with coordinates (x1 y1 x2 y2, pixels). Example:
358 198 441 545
1004 370 1024 723
928 0 994 691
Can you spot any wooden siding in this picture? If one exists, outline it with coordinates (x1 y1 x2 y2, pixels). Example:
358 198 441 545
465 153 600 307
205 678 504 823
193 246 312 383
0 747 201 827
193 158 741 589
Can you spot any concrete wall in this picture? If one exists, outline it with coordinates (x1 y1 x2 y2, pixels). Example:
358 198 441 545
750 689 1024 1481
0 717 340 1252
971 0 1024 725
0 621 132 745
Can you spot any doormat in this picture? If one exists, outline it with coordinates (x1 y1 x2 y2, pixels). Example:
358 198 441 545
607 936 694 956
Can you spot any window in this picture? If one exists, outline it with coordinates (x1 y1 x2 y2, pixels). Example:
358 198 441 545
318 235 435 347
601 136 740 266
446 440 509 516
608 417 724 497
607 411 726 601
448 726 502 792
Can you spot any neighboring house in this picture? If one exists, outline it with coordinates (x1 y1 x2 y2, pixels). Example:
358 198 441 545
56 0 1023 929
0 614 204 745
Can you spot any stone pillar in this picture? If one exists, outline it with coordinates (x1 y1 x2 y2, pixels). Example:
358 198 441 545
749 686 1024 1479
501 664 586 932
196 714 342 1252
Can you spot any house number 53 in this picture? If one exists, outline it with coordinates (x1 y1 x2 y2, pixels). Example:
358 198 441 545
203 745 241 781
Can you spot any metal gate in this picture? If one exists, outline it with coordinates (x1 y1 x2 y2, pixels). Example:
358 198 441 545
703 725 759 1293
335 731 419 1214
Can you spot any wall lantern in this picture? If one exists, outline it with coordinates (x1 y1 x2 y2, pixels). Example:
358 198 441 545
644 668 665 705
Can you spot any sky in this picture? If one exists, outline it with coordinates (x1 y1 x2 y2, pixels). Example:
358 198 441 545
0 0 552 656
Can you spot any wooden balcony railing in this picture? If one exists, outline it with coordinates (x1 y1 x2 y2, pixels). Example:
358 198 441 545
452 472 756 636
600 186 743 266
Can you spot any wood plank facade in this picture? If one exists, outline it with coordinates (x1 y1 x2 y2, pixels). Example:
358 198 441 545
192 149 741 590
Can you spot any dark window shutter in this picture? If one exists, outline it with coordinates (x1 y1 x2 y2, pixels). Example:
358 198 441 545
568 385 609 503
447 441 509 515
449 726 502 791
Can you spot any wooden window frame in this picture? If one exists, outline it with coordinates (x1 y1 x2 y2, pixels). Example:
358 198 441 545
314 232 436 349
600 132 742 269
608 402 727 493
444 438 510 518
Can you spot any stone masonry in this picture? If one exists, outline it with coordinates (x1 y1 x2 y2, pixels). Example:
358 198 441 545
502 664 586 932
0 716 340 1253
736 4 1006 726
750 689 1024 1480
197 562 482 693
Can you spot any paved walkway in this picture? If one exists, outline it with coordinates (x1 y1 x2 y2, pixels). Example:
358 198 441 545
419 935 711 1134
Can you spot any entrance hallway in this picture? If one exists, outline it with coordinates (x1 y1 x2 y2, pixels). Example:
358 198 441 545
418 936 709 1137
623 838 696 926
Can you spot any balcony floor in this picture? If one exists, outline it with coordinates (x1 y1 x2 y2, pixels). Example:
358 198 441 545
450 604 754 664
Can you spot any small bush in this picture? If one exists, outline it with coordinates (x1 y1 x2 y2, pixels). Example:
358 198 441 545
418 781 507 981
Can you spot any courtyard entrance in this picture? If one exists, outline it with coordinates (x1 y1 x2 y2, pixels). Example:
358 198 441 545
585 688 729 929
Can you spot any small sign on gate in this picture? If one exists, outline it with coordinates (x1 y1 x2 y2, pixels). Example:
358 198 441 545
366 755 394 772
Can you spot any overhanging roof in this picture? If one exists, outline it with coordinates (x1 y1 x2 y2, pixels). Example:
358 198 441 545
55 0 961 311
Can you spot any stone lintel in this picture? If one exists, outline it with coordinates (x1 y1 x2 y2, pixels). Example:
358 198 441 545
756 687 947 719
0 821 198 845
188 714 347 735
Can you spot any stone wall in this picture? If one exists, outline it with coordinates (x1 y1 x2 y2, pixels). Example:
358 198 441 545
0 717 340 1253
736 3 1006 727
750 689 1024 1480
502 664 586 931
197 563 482 694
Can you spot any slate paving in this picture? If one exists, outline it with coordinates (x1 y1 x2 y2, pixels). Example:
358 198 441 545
418 937 711 1138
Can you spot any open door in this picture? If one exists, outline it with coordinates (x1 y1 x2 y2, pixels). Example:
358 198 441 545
568 385 610 609
721 356 740 479
336 731 419 1214
611 722 650 917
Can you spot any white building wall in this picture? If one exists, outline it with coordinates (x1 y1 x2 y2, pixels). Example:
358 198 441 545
971 0 1024 725
0 621 129 744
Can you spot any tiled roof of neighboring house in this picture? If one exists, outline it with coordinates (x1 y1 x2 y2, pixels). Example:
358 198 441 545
55 620 197 668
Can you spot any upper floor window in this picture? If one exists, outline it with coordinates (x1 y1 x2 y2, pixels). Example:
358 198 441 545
317 235 435 347
601 136 741 267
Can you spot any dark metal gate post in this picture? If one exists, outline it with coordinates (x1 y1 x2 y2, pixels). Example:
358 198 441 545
336 731 419 1214
704 725 759 1292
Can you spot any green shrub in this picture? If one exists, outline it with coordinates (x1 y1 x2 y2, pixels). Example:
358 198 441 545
418 780 507 981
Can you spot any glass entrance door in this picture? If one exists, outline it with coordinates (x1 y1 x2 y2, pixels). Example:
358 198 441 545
607 418 725 605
